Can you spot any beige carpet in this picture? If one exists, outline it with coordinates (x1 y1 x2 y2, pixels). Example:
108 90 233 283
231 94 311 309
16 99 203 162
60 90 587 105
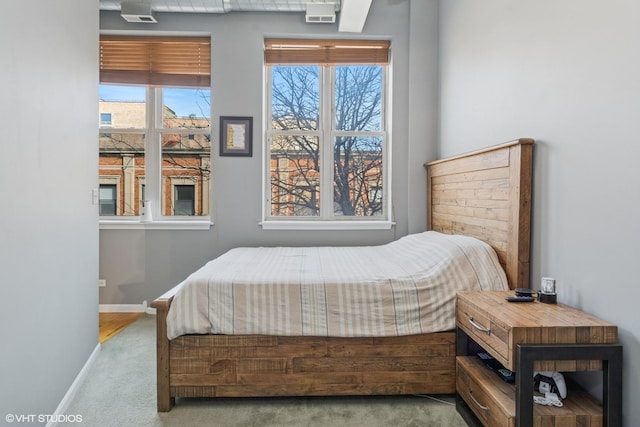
58 315 467 427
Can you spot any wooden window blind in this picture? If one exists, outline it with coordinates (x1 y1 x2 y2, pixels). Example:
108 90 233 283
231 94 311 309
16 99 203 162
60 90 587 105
100 35 211 87
264 39 390 65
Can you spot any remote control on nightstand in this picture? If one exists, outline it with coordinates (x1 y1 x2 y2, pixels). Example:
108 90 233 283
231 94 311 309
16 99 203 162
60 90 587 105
505 295 535 302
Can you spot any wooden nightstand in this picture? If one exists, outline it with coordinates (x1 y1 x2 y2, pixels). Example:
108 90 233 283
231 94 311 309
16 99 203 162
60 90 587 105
456 290 622 427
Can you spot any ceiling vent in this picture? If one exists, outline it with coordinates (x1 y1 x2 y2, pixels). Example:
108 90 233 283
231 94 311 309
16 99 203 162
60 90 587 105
305 3 336 23
121 1 157 23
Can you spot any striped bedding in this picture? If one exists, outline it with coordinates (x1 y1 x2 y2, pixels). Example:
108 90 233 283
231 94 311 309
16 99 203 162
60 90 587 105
166 231 508 340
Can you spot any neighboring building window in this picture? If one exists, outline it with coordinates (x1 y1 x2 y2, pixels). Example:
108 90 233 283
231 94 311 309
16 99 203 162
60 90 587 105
99 184 117 215
100 113 112 126
264 39 390 225
99 36 211 221
174 185 195 215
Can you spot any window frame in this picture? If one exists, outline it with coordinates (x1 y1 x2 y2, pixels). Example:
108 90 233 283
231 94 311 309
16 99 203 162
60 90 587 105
99 85 212 230
262 62 393 231
172 182 196 216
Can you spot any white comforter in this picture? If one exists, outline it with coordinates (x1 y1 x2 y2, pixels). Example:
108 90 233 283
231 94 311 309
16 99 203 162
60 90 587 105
166 231 508 339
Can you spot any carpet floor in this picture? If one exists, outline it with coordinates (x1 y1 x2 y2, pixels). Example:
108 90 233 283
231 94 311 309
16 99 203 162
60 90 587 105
59 314 468 427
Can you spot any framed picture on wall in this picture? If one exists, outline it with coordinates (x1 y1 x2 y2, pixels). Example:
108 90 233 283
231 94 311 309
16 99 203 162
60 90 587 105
220 116 253 157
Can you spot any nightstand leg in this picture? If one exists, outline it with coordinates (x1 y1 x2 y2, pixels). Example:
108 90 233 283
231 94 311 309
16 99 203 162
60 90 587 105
456 327 470 356
515 351 534 427
516 344 623 427
603 349 623 427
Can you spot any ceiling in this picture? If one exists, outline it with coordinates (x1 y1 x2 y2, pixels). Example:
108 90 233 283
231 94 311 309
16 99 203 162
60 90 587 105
99 0 339 14
99 0 373 32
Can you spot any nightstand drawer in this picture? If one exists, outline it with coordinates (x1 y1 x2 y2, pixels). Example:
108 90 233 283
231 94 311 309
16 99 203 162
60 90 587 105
457 356 605 427
457 291 618 372
456 357 512 427
457 297 510 367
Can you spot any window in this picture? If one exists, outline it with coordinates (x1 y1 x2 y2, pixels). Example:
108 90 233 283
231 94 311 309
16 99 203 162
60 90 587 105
99 184 117 215
264 39 391 229
174 185 195 215
100 113 112 126
99 35 211 227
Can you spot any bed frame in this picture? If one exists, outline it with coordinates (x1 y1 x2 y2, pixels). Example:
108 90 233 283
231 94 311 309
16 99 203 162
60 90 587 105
151 138 534 411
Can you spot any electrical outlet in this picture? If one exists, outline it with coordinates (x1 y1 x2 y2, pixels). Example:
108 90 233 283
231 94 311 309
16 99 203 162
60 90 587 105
98 279 106 288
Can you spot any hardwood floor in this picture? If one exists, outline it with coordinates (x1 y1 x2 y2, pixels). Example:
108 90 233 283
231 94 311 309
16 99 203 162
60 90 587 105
99 312 145 343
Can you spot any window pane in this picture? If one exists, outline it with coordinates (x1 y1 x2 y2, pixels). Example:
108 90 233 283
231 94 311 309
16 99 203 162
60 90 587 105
335 65 382 132
334 136 383 216
99 85 146 128
270 135 320 216
162 133 210 216
162 87 211 129
161 87 211 217
271 66 319 131
99 132 144 216
99 85 146 217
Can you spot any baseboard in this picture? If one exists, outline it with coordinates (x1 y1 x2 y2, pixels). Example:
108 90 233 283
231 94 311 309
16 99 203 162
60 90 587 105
99 300 156 314
46 344 101 427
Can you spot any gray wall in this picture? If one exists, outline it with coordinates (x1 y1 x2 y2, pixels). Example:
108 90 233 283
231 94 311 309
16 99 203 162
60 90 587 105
439 1 639 425
99 1 440 305
0 0 99 422
408 1 440 233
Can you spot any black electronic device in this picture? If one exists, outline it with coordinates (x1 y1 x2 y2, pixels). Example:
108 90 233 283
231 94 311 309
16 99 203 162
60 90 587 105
534 371 567 399
477 352 515 383
515 288 536 297
506 295 535 302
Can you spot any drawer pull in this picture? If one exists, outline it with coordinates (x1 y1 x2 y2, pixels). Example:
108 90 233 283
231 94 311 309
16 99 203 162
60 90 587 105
468 316 491 335
469 389 490 412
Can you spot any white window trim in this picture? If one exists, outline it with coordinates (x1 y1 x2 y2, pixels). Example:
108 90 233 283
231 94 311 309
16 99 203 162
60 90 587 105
261 63 391 230
100 218 213 230
259 220 394 231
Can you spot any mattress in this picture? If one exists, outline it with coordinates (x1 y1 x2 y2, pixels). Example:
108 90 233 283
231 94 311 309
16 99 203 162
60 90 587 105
166 231 508 340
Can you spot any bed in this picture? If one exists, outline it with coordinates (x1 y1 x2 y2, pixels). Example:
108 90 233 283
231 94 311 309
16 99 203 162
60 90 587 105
151 138 534 411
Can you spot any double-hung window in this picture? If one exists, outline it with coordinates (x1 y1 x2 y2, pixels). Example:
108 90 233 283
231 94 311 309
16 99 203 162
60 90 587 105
263 39 392 230
98 35 211 228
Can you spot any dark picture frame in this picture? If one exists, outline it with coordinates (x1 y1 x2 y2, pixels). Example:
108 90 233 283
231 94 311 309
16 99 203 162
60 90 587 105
219 116 253 157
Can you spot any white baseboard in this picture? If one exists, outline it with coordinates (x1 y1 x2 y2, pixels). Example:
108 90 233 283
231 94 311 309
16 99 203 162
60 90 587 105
99 300 156 314
46 344 101 427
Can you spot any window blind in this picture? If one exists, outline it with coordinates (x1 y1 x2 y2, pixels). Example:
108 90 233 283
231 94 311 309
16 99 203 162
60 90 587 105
100 36 211 87
264 39 390 65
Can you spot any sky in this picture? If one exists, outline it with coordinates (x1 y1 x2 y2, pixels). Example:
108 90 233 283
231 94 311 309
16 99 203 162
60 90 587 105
99 85 211 118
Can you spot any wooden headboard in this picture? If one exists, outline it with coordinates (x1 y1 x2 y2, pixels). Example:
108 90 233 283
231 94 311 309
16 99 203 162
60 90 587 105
425 138 534 290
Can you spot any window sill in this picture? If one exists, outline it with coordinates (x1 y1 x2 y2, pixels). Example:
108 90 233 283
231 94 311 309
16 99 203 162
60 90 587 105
259 220 395 231
99 218 213 230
